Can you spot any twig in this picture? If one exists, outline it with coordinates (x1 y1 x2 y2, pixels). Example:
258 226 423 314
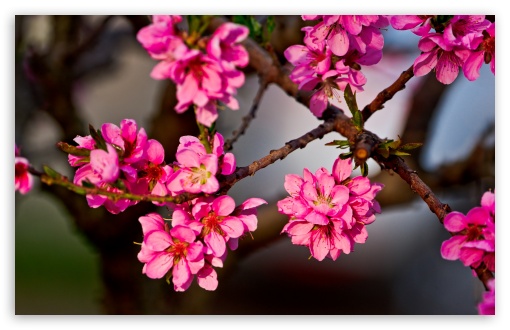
224 79 269 151
220 111 344 192
361 65 415 122
29 167 201 204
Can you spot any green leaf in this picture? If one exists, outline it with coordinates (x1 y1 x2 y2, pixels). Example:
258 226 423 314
352 110 364 130
391 150 411 156
325 140 350 148
360 162 369 177
339 152 353 160
344 84 363 130
56 142 92 156
399 142 423 151
43 165 63 180
377 147 390 159
344 84 359 115
81 180 96 188
89 124 107 151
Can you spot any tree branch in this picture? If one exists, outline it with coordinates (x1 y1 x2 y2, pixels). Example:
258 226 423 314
361 64 415 122
224 79 269 151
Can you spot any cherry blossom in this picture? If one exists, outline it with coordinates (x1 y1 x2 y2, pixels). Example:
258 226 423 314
278 158 383 261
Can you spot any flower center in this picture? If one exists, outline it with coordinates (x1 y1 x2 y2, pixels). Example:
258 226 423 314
15 162 27 179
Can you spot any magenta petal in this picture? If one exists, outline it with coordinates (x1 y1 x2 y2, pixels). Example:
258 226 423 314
139 213 165 235
145 253 173 279
101 123 123 148
220 218 245 238
440 235 467 260
197 266 218 291
146 139 165 165
413 50 438 77
212 195 236 216
286 221 314 236
310 230 330 261
170 225 196 243
172 258 191 288
443 212 467 232
220 152 236 175
436 53 460 84
205 231 226 257
332 157 352 183
145 230 173 251
305 210 329 226
240 197 267 210
328 27 349 56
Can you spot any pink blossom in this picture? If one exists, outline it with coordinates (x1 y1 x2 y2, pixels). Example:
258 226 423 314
442 16 490 49
167 149 219 194
89 144 120 184
15 155 33 195
463 22 495 81
68 135 96 167
188 195 246 257
278 158 383 261
478 279 495 315
134 139 173 199
440 190 495 272
176 133 236 176
207 22 249 69
413 33 471 84
101 119 147 164
137 213 205 292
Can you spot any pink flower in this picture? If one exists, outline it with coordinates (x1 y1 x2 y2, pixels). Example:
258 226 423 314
478 279 495 315
442 16 490 49
101 119 147 165
89 144 120 184
278 158 383 261
15 155 33 195
187 195 246 257
207 22 249 69
134 139 173 200
440 190 495 272
68 135 96 167
167 149 219 194
413 33 471 84
463 22 495 81
137 213 205 292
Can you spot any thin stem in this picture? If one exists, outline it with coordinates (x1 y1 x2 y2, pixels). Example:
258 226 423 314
29 167 201 204
224 79 269 151
361 65 415 122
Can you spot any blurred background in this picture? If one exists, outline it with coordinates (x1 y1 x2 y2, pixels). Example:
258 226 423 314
14 15 495 314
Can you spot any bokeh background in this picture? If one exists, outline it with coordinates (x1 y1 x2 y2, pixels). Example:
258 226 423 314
14 15 495 314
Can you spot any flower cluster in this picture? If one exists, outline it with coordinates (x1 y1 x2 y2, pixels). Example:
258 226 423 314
137 16 249 127
284 15 389 117
69 119 172 214
390 15 495 84
138 195 266 291
15 144 33 195
440 190 495 273
277 158 383 261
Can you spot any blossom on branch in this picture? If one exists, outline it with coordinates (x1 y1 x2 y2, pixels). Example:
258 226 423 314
137 16 249 127
285 15 389 117
440 190 495 272
390 15 494 84
277 158 383 261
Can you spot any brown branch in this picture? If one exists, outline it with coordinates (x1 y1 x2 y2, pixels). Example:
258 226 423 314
224 79 269 151
220 109 347 192
361 64 415 122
